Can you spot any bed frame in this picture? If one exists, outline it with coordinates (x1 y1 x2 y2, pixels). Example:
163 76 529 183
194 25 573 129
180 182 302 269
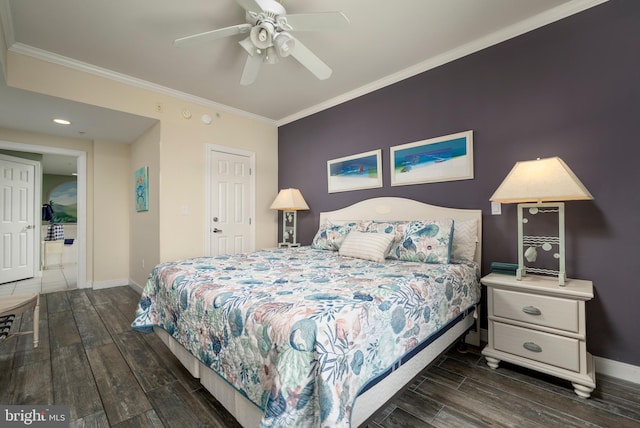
154 197 482 427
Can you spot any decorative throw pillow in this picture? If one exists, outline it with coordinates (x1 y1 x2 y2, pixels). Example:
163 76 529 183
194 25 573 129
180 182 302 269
364 221 410 259
311 221 357 251
450 219 477 262
387 219 454 264
338 231 395 263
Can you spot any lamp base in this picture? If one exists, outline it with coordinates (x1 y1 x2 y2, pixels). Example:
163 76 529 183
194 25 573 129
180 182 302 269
278 242 300 248
517 266 566 286
517 202 566 286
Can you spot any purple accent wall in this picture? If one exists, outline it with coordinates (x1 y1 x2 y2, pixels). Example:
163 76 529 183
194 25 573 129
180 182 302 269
277 0 640 367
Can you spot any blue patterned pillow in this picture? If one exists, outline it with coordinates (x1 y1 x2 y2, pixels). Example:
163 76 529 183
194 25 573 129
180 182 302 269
311 221 357 251
387 219 454 264
365 221 410 239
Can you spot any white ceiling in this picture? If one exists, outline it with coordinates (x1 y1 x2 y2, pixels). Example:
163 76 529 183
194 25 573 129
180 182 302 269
0 78 158 174
0 0 606 174
0 79 158 144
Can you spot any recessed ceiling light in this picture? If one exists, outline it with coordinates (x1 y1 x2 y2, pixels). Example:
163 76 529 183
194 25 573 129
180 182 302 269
53 118 71 125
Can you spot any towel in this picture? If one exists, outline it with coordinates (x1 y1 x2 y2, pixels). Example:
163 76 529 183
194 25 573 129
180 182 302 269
490 262 518 275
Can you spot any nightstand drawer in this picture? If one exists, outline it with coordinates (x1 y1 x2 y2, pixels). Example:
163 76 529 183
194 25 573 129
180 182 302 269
493 322 580 372
493 288 579 333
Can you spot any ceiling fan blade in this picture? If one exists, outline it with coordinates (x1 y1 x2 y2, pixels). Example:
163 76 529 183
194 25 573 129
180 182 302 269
282 12 349 31
240 53 264 86
235 0 267 13
174 23 252 47
289 37 332 80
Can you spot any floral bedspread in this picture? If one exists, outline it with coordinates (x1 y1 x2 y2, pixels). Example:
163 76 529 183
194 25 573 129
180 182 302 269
132 247 480 427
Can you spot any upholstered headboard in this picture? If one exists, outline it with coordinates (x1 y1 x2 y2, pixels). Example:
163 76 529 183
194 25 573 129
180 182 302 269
318 197 482 265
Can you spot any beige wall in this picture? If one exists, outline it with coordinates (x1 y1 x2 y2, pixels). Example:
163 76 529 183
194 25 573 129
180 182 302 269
157 110 279 263
5 50 279 288
130 123 161 287
93 140 130 284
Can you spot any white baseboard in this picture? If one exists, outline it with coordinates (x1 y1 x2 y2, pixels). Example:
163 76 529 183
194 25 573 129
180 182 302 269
78 280 92 289
594 356 640 384
88 278 142 293
479 328 639 385
128 280 144 294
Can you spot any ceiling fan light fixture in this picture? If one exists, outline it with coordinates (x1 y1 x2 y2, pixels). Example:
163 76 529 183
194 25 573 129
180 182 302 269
274 32 295 57
265 46 279 64
175 2 348 85
239 37 257 55
250 21 274 49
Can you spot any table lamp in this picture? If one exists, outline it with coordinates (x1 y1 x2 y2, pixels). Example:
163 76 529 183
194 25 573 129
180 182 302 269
270 188 309 247
490 157 593 285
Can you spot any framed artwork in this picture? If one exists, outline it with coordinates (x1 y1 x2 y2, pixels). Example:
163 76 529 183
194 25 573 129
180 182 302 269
48 181 78 223
135 166 149 212
390 130 474 186
327 149 382 193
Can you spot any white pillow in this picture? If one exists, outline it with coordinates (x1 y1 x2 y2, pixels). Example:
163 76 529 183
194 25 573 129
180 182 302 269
339 231 395 263
451 219 477 262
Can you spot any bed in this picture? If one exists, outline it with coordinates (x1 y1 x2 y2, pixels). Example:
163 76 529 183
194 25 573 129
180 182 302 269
132 197 482 427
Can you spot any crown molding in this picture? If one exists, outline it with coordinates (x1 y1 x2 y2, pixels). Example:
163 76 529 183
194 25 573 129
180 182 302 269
0 0 14 49
8 43 276 126
276 0 609 126
0 0 13 78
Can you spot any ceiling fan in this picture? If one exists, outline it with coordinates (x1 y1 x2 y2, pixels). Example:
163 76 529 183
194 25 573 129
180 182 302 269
174 0 349 86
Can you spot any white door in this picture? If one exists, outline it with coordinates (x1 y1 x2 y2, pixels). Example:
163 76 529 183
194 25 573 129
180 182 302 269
209 149 253 255
0 155 37 283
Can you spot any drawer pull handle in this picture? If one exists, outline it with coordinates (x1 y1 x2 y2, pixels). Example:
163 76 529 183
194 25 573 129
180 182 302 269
523 342 542 353
522 306 542 316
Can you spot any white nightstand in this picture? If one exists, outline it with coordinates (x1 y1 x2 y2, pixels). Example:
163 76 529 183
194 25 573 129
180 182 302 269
481 273 596 398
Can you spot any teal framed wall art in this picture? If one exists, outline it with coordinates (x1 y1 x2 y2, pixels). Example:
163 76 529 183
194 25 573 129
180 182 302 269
135 166 149 212
327 149 382 193
391 130 474 186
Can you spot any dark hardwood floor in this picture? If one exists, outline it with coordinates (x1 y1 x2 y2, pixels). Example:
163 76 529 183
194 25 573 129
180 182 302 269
1 287 638 427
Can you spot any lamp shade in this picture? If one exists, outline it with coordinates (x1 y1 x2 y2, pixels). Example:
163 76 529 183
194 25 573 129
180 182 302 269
490 157 593 203
270 188 309 211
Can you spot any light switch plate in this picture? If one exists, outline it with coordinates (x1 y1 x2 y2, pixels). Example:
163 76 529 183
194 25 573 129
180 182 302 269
491 201 502 215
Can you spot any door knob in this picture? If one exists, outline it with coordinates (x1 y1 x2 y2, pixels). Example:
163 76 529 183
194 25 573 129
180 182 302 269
213 228 223 233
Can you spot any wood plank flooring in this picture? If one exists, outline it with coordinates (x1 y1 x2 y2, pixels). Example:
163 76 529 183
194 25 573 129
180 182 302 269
1 286 638 427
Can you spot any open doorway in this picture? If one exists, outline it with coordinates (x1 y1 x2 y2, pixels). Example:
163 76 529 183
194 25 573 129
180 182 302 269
0 140 87 294
40 153 79 292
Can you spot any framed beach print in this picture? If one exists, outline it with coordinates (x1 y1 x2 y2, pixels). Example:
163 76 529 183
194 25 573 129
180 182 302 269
390 130 473 186
327 149 383 193
135 166 149 212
